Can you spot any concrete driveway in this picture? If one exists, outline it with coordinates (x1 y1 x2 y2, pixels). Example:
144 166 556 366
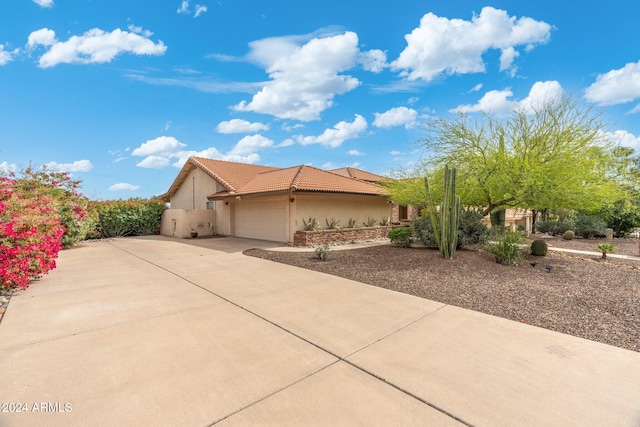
1 236 639 426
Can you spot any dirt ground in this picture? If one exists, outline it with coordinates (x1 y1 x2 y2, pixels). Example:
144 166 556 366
245 236 640 353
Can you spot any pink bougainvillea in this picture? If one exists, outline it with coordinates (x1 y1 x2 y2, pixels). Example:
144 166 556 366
1 177 65 290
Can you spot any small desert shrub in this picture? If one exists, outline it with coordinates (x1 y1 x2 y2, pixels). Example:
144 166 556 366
389 227 413 247
380 217 391 226
530 239 548 256
536 220 572 236
314 244 331 261
488 231 527 266
346 218 357 228
596 243 614 259
563 230 575 240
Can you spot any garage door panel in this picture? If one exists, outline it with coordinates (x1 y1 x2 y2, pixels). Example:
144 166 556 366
235 199 288 242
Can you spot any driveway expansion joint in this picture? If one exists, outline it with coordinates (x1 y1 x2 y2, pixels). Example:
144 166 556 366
108 241 471 426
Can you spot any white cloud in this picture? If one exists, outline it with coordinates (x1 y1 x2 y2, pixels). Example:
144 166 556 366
177 1 207 17
33 0 54 7
281 123 304 132
177 1 189 14
27 28 56 48
603 130 640 151
499 47 519 76
132 134 274 169
27 27 166 68
390 150 401 155
454 89 515 114
216 119 269 134
0 44 16 66
233 32 361 121
585 60 640 111
293 114 367 148
357 49 387 73
194 5 208 17
348 149 364 156
228 134 274 156
452 80 563 114
131 136 187 157
373 106 418 129
518 80 564 111
109 183 140 191
136 156 170 169
44 160 93 172
0 161 17 172
391 7 551 81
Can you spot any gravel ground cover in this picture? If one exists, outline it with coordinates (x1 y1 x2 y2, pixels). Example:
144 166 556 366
245 236 640 353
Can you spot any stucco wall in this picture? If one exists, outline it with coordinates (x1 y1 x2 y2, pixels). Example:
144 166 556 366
160 209 216 238
170 168 221 210
293 193 392 232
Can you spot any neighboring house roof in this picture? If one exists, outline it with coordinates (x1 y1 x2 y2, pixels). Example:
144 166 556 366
330 167 388 183
160 156 389 201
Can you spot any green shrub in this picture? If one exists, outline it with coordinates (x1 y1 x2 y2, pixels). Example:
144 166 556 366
573 213 607 239
563 230 575 240
412 215 438 248
458 209 490 247
389 227 413 247
413 209 489 249
530 239 548 256
488 231 527 265
90 199 165 238
596 202 640 237
314 244 330 261
536 220 572 236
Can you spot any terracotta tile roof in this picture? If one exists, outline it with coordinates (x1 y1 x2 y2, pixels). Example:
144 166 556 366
190 157 279 192
162 157 389 201
160 156 279 201
330 167 388 183
233 165 388 197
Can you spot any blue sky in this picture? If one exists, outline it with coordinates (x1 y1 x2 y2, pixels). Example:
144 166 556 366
1 0 639 200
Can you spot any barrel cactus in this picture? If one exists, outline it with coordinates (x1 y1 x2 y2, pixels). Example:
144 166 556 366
563 230 574 240
531 239 548 256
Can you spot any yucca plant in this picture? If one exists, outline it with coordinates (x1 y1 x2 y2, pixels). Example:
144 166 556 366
325 217 341 229
302 217 319 231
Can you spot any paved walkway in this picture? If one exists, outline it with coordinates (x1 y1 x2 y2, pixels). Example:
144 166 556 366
1 236 639 426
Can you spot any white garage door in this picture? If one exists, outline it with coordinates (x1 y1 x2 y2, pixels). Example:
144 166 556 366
234 199 288 242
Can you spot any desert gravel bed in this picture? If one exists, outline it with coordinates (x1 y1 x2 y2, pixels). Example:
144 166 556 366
245 237 640 353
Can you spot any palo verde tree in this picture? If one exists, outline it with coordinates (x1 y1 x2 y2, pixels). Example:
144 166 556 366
386 94 624 217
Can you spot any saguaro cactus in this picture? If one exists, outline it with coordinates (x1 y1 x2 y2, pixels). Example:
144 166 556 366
424 166 460 259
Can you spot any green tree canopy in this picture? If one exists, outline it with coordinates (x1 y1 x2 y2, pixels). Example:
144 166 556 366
386 95 625 215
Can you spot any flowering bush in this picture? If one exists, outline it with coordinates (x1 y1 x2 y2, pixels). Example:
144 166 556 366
1 176 65 290
11 167 93 248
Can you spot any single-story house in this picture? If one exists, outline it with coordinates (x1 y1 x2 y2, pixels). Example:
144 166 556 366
159 156 393 243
